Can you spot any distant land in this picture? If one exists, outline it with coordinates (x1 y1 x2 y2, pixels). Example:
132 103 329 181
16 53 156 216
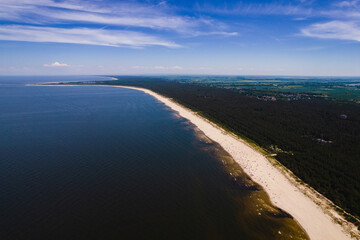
166 75 360 101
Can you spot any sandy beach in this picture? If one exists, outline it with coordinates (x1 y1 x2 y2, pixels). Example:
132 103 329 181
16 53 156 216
32 84 359 239
116 85 359 240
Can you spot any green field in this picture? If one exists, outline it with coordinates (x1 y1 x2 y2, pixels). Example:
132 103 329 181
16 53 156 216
173 76 360 101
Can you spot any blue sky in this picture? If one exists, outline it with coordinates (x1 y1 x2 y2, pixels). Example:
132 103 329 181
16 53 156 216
1 0 360 76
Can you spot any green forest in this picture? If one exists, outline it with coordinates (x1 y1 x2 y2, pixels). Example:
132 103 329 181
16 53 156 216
71 77 360 226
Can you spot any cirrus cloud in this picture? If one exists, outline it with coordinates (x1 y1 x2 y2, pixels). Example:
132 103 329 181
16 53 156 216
0 0 237 47
301 21 360 42
0 25 181 48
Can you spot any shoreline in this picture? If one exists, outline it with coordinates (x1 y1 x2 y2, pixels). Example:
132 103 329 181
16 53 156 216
30 84 360 240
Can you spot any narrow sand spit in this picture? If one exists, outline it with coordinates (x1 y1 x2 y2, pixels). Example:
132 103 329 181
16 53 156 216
31 84 359 240
117 86 359 240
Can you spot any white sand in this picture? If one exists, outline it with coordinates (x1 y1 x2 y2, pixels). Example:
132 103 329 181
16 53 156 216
118 86 359 240
33 84 359 240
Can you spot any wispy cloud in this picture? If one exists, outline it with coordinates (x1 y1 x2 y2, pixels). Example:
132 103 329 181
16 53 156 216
44 61 69 67
0 0 237 48
39 11 195 31
301 21 360 42
334 0 360 7
189 31 239 37
0 25 181 48
197 0 360 23
0 0 114 15
0 1 235 34
197 2 313 16
0 1 196 31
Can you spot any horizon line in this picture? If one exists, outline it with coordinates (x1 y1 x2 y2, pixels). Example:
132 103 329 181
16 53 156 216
1 74 360 78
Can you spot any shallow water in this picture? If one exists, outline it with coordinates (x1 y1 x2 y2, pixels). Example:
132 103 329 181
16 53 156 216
0 76 308 240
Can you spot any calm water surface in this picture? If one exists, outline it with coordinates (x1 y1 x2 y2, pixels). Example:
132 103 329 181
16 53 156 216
0 76 307 240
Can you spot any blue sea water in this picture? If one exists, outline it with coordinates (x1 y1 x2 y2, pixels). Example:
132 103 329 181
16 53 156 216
0 76 307 240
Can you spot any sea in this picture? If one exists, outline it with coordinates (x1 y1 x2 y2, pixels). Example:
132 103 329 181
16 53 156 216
0 76 308 240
